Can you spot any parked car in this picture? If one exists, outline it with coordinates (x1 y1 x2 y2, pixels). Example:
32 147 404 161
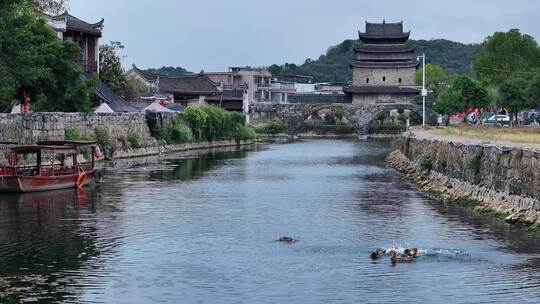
480 112 495 125
484 114 511 126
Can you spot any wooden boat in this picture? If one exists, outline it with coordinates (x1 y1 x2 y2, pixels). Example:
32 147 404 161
0 141 101 193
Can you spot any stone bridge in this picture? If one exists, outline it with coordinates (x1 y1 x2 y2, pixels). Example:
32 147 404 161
249 103 438 134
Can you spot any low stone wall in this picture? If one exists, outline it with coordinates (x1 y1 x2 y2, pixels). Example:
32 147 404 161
388 137 540 223
0 112 257 162
113 139 255 159
0 112 155 146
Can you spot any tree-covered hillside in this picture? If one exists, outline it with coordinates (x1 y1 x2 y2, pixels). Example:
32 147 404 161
269 39 482 83
146 66 193 77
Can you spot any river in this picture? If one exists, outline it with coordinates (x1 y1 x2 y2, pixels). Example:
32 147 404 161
1 139 539 303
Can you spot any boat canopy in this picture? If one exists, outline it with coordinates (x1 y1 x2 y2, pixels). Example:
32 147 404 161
12 141 97 154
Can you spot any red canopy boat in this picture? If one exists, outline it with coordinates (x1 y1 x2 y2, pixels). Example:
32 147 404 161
0 141 101 193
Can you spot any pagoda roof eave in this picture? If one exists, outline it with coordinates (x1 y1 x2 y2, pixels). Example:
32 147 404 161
344 85 419 94
350 61 420 69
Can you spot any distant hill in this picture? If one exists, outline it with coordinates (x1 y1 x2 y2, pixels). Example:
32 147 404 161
269 39 482 83
146 66 193 77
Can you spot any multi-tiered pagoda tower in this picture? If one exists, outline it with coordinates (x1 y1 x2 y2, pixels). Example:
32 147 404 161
344 21 419 105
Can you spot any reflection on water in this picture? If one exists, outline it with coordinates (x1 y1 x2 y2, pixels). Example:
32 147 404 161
0 140 539 304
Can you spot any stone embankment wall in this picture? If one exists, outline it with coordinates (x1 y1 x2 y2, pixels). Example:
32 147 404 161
0 113 155 146
388 137 540 223
0 113 255 161
249 103 437 134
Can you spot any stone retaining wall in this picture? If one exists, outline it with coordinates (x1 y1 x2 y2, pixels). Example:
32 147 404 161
0 113 155 146
389 137 540 223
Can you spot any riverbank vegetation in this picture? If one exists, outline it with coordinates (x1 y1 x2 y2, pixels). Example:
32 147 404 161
0 0 94 113
153 105 255 144
425 29 540 120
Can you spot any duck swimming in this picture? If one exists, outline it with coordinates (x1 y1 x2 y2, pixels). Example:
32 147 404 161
390 251 414 264
370 248 384 260
404 248 418 257
278 236 297 244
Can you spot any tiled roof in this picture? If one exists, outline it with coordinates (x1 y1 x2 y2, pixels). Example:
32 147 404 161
365 21 404 36
359 21 410 43
50 13 103 36
134 68 219 96
205 89 244 102
343 85 419 94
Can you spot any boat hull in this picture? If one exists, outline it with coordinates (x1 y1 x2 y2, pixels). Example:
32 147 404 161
0 170 95 193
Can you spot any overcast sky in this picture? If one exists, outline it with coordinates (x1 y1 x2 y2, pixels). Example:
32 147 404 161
68 0 540 72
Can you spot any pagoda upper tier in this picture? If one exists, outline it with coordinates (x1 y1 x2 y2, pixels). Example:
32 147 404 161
358 21 410 44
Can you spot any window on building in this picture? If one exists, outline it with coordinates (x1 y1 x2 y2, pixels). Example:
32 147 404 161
383 76 386 82
282 93 286 102
399 78 402 83
366 78 370 84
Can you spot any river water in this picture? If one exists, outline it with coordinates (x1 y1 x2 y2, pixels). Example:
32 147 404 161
1 140 540 304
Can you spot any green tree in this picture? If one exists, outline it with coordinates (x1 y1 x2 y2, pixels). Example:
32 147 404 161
124 74 149 100
0 2 92 112
99 41 128 96
4 0 68 14
432 75 488 115
433 89 462 115
452 75 489 109
527 75 540 108
473 29 540 85
415 63 449 95
498 75 532 120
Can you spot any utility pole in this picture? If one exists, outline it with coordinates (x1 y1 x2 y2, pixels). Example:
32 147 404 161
417 53 427 126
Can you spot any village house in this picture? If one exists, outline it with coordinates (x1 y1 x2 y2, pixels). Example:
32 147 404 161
45 12 104 74
128 67 249 114
205 67 273 103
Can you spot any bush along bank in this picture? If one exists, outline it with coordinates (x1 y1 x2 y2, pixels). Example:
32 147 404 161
59 106 255 161
151 105 256 144
387 137 540 228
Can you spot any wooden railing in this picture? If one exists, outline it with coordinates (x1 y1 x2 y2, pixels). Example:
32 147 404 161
77 60 98 73
0 164 93 177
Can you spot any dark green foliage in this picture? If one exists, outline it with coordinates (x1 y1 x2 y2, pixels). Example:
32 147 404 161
436 157 448 172
146 66 193 77
474 29 540 85
99 41 128 96
0 2 92 112
433 75 488 115
94 127 112 148
254 121 286 134
234 127 256 141
175 105 247 142
466 149 484 174
151 124 165 140
127 130 141 148
168 122 193 144
269 39 481 82
418 154 433 171
499 75 534 118
182 106 209 140
64 127 83 140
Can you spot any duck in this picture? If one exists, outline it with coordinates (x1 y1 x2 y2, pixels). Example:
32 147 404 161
390 251 414 264
370 248 384 260
404 248 418 257
278 236 297 244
